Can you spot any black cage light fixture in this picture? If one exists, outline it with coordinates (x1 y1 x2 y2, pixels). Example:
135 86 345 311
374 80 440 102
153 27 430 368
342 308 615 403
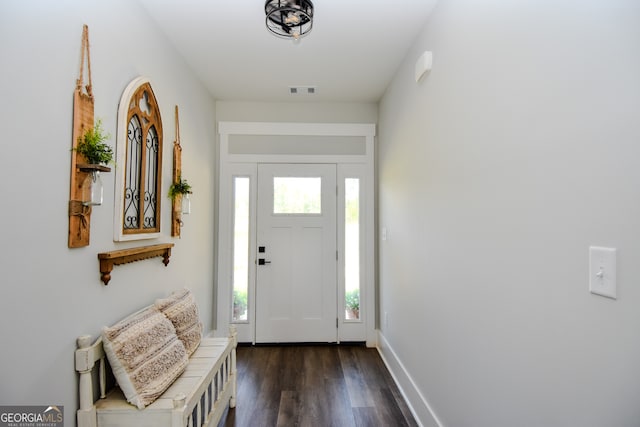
265 0 314 41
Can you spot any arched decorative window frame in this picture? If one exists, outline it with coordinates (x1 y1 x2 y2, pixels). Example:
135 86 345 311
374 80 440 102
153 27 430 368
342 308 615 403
113 76 163 241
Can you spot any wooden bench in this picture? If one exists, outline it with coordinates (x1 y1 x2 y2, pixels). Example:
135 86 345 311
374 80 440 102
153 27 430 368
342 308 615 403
75 328 237 427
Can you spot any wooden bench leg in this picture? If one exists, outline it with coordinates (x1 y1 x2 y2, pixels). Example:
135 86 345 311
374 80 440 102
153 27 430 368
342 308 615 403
229 326 237 409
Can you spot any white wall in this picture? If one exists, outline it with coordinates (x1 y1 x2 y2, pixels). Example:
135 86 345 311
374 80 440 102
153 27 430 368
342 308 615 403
216 100 377 123
0 0 217 419
378 1 640 426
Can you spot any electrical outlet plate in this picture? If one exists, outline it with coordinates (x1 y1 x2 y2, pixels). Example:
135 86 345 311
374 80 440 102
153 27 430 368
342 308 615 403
589 246 617 299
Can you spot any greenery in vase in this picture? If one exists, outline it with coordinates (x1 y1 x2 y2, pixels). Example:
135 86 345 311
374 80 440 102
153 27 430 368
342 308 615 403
168 176 193 200
75 119 113 165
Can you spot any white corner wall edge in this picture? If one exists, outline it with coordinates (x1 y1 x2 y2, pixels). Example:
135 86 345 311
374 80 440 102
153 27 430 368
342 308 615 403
377 331 443 427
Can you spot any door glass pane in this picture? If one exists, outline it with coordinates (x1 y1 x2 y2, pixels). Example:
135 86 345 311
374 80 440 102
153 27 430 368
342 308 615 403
345 178 360 320
232 177 250 322
273 177 321 214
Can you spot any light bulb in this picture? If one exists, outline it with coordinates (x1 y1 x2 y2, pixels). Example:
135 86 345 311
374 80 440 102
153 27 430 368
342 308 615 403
285 12 300 25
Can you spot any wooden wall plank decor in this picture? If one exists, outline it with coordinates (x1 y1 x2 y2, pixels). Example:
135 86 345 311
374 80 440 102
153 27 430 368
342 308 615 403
171 106 183 237
68 25 95 248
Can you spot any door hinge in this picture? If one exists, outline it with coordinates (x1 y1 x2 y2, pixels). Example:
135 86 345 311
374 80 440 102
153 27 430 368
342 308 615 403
336 250 338 261
336 318 339 328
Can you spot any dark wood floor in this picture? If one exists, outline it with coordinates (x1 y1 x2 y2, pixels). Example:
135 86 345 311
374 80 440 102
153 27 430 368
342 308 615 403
218 344 418 427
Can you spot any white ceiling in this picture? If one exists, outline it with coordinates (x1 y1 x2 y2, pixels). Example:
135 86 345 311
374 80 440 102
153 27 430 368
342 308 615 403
138 0 438 103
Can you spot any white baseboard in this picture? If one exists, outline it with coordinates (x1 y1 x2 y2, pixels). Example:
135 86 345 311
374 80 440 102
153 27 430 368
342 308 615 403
376 331 443 427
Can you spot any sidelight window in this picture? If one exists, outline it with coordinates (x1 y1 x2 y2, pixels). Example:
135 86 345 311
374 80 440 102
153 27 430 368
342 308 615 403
232 177 250 322
344 178 361 320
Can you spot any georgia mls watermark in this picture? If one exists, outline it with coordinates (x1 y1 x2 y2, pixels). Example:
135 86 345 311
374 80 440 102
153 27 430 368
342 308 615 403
0 406 63 427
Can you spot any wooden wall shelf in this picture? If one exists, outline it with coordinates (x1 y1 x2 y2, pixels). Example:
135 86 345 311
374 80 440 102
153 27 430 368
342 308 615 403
77 164 111 173
97 243 174 285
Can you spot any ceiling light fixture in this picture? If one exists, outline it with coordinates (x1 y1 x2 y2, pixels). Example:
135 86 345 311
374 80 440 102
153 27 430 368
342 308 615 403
265 0 314 41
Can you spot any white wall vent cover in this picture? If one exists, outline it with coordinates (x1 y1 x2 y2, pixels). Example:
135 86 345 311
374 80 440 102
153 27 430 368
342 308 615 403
289 86 317 95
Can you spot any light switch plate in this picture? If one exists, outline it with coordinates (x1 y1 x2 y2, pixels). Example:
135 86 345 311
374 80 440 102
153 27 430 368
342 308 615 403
589 246 617 299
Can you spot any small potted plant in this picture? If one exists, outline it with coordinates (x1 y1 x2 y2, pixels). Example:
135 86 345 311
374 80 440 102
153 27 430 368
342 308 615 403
168 176 193 215
75 119 113 166
168 176 192 200
74 119 113 206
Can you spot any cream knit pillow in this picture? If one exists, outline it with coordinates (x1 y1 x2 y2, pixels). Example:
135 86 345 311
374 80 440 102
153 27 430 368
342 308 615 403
102 305 188 409
155 288 203 356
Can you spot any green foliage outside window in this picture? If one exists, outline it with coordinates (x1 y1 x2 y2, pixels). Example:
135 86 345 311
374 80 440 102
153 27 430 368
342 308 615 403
345 289 360 319
233 289 248 321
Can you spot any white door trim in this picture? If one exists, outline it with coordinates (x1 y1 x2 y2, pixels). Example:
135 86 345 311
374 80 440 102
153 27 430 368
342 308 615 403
216 122 376 347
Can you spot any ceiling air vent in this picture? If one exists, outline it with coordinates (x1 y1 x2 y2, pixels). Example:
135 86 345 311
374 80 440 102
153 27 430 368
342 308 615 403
289 86 317 95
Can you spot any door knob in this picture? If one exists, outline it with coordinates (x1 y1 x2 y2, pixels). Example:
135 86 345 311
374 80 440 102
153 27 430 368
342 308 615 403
258 258 271 265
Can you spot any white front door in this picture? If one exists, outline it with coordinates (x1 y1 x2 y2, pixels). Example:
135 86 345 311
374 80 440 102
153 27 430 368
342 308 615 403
255 163 337 343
